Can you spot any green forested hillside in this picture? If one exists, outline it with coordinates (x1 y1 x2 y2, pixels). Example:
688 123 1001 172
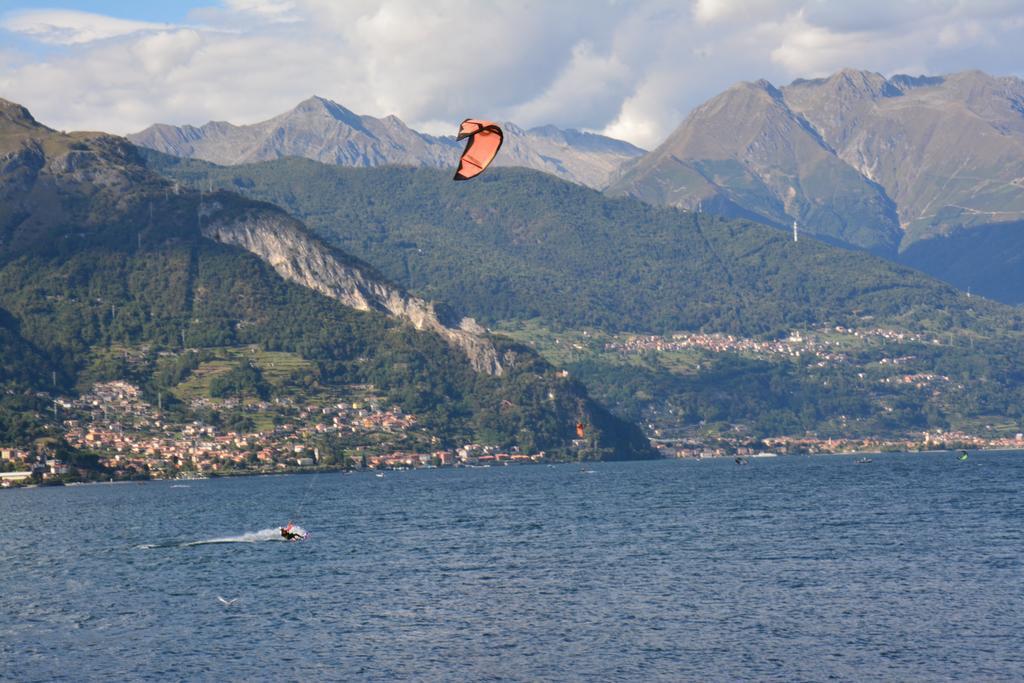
143 153 1024 440
899 220 1024 304
0 308 55 445
0 241 648 456
500 324 1024 439
145 154 1020 337
0 105 653 459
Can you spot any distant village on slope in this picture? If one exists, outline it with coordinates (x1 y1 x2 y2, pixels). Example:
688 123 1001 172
5 326 1024 487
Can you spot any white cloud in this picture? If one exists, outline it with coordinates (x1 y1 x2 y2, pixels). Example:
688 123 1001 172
509 40 634 130
1 0 1023 147
131 29 203 77
224 0 298 20
1 9 172 45
693 0 799 26
768 12 876 76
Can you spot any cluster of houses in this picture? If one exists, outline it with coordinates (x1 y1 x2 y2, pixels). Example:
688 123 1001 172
0 381 551 483
876 372 952 388
1 447 71 486
664 430 1024 459
50 381 427 477
831 326 926 343
919 429 1024 451
606 330 847 364
606 326 943 367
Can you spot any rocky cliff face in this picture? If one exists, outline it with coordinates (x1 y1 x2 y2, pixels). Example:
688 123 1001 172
128 96 644 189
199 198 503 375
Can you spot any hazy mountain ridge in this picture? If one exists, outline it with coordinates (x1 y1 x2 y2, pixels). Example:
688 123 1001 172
606 69 1024 297
131 97 455 168
128 96 645 189
782 69 1024 243
607 75 902 254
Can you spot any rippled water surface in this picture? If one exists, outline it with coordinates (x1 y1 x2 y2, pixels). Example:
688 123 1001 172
2 453 1022 681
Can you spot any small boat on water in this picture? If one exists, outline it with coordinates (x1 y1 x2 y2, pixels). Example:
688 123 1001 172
734 457 749 465
855 458 873 464
750 452 778 458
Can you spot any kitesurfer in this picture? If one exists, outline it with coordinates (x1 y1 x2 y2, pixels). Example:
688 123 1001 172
453 119 503 180
280 523 302 541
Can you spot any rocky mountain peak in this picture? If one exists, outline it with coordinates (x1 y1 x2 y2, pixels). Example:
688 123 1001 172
784 68 899 108
289 95 361 124
500 121 526 136
720 78 781 100
940 69 1024 106
827 68 891 93
608 70 903 253
753 78 784 100
655 76 797 160
127 98 643 189
611 66 1024 296
0 98 43 132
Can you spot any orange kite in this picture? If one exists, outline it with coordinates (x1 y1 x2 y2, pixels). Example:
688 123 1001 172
453 119 503 180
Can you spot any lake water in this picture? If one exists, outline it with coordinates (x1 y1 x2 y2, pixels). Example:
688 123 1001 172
2 453 1022 681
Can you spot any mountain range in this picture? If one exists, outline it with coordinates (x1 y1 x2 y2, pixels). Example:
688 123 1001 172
8 63 1024 448
143 151 1024 440
145 153 1006 336
127 71 1024 302
607 69 1024 300
128 96 644 190
0 98 654 458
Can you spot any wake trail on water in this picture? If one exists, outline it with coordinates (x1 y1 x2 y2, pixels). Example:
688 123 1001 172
136 527 300 549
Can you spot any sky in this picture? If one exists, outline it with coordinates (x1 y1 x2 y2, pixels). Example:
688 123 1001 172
1 0 1023 148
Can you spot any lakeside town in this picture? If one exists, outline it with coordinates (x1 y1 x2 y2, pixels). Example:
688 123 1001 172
3 375 1022 487
0 380 545 486
2 323 1021 486
657 430 1024 460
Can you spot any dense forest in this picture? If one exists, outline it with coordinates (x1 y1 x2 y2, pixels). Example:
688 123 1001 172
143 154 1024 337
0 241 648 457
560 337 1024 438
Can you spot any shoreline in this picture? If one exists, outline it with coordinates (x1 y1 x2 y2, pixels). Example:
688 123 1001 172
5 447 1024 489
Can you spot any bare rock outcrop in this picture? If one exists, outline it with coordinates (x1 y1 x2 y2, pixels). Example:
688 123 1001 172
199 199 503 375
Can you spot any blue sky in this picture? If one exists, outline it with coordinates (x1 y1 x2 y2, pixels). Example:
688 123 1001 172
4 1 208 23
2 1 1023 147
